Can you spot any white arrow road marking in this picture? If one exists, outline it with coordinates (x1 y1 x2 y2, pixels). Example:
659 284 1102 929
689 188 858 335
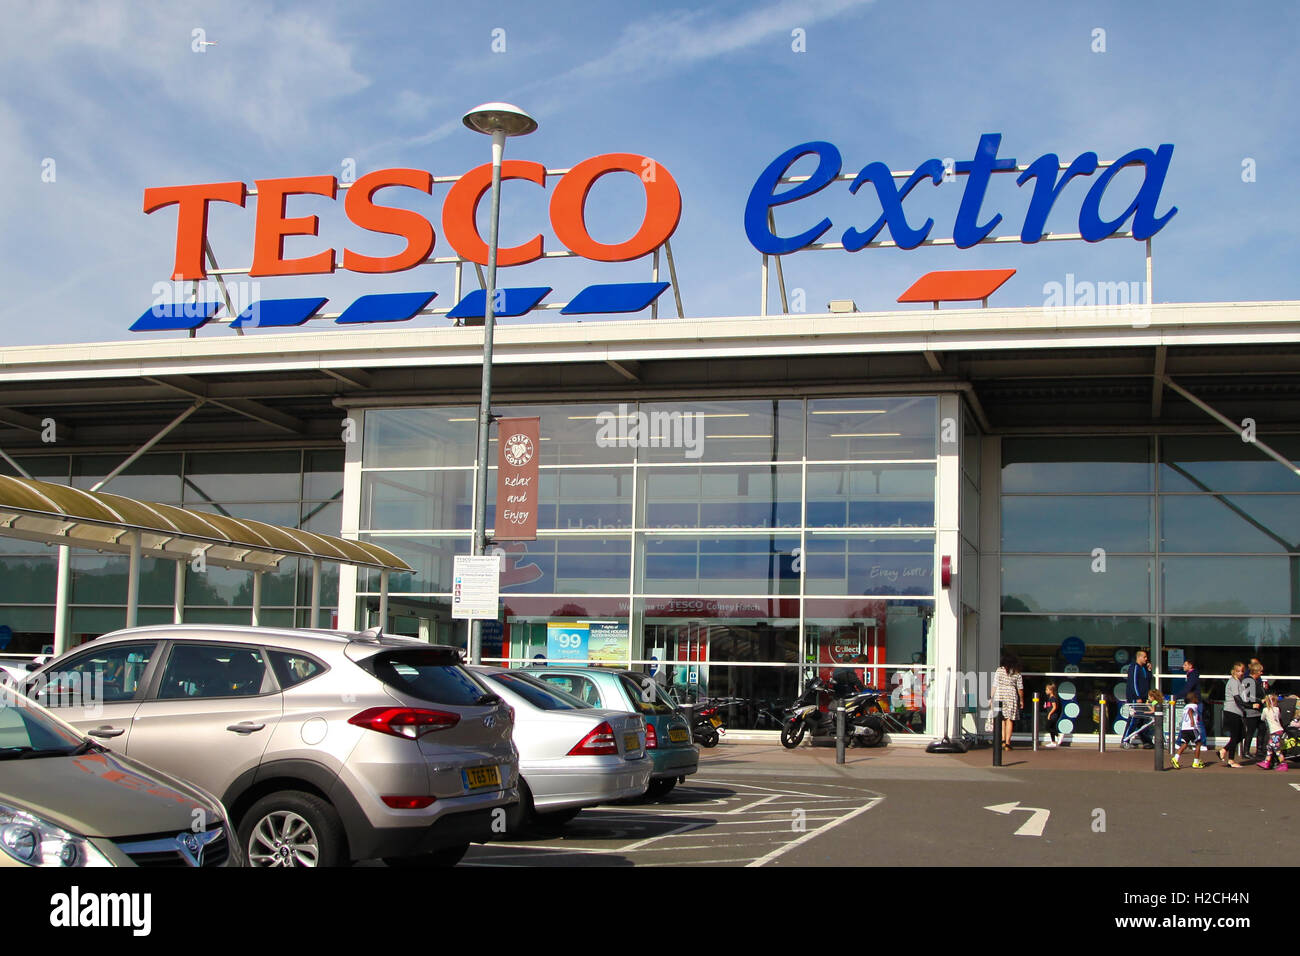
984 801 1050 836
1290 783 1300 792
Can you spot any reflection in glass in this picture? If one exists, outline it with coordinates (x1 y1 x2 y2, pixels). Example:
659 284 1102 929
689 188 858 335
184 451 302 503
634 400 804 463
639 465 801 529
806 464 935 528
1002 496 1153 553
1161 435 1300 493
359 536 469 594
1160 495 1300 553
1162 557 1298 615
807 396 935 461
1002 556 1151 613
363 471 474 531
803 535 934 596
363 407 477 468
638 534 801 595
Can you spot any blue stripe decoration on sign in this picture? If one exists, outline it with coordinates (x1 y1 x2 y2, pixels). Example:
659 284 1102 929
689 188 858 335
130 301 223 332
447 287 552 322
230 297 328 329
561 282 669 315
335 291 437 325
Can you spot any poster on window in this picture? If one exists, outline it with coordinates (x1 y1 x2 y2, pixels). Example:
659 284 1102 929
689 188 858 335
587 621 629 664
547 621 589 663
495 416 540 541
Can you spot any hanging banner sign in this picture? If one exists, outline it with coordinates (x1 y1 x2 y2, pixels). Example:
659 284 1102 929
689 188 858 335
495 416 540 541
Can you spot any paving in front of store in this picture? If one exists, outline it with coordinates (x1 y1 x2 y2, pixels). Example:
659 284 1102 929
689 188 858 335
446 738 1300 867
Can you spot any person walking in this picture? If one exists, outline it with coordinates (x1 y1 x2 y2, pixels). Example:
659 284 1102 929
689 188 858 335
1172 690 1204 769
1249 661 1271 759
1043 681 1062 747
1220 662 1249 768
987 653 1024 750
1123 649 1154 749
1241 663 1263 760
1182 659 1207 748
1256 695 1288 772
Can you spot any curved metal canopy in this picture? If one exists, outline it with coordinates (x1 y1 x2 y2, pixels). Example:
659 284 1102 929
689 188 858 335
0 474 410 573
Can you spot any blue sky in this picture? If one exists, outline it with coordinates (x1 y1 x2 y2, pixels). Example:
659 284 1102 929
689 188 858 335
1 0 1297 345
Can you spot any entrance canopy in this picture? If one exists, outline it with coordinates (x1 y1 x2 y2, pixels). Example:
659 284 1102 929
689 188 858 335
0 474 409 574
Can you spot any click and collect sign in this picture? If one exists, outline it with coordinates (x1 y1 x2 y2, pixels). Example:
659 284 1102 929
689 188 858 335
451 555 501 620
495 417 540 541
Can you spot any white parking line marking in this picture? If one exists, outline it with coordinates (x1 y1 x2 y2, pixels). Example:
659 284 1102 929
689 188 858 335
725 794 778 814
746 796 883 867
621 820 711 851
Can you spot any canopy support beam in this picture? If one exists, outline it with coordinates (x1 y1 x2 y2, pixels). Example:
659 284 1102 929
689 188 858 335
251 572 262 626
173 559 185 624
310 558 322 627
89 400 206 493
126 531 141 628
378 569 390 631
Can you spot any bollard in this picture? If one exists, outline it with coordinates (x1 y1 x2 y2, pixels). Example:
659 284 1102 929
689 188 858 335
835 704 846 765
1153 710 1164 770
1099 697 1107 753
1167 698 1177 752
992 702 1003 767
1032 692 1040 752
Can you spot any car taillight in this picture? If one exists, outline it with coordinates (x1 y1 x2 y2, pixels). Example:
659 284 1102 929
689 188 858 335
348 707 459 739
700 707 717 717
381 795 437 809
568 721 619 756
644 722 658 749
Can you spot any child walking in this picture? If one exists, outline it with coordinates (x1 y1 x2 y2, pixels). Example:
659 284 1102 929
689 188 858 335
1257 695 1289 771
1172 690 1204 769
1043 682 1062 747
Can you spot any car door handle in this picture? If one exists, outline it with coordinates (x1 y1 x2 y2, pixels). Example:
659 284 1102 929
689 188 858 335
88 726 125 739
226 722 266 734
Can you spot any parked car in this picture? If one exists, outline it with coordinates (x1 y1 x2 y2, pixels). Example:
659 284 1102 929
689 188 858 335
469 666 652 825
22 625 520 868
523 667 698 798
0 655 48 689
0 683 234 867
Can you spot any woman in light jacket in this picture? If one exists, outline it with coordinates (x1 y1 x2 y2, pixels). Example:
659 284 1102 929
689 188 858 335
1220 662 1249 767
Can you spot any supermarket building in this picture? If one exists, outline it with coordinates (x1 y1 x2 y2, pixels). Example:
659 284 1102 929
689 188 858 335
2 134 1298 739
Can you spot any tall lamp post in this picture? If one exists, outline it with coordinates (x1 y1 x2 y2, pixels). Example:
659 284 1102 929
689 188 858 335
463 102 537 664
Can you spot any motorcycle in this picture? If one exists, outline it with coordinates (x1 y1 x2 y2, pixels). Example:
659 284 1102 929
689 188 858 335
779 677 886 749
692 702 726 747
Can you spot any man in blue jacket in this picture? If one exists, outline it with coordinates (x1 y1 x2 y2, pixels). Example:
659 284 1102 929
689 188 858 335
1124 649 1154 748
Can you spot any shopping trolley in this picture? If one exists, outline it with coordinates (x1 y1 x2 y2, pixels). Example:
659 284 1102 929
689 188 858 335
1120 702 1157 749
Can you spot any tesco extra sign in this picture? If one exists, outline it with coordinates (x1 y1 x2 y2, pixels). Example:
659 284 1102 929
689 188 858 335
144 152 682 280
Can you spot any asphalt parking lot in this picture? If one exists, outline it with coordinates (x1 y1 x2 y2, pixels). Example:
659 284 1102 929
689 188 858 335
453 740 1300 867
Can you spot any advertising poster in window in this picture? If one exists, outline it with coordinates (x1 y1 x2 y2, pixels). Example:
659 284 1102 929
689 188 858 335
547 621 589 663
587 620 629 663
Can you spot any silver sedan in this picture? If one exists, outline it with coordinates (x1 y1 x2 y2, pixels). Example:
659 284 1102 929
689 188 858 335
470 666 652 825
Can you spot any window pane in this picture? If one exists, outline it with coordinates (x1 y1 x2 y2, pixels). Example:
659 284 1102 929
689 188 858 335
492 537 631 595
1002 556 1151 613
364 407 477 468
268 650 325 688
1002 437 1152 493
0 556 55 602
70 555 174 605
362 470 474 531
1162 617 1300 677
72 453 183 503
1162 557 1298 615
1002 496 1153 552
184 451 302 503
634 400 803 463
804 535 934 596
639 465 801 529
807 397 935 461
638 534 801 595
806 464 935 528
1161 495 1300 553
304 450 343 500
158 644 269 699
1161 435 1300 493
186 563 295 607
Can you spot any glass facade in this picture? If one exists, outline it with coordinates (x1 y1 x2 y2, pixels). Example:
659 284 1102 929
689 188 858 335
1001 435 1300 737
0 449 343 653
355 397 942 729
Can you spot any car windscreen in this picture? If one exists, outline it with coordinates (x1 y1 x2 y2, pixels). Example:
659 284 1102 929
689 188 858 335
0 688 85 758
487 671 591 711
358 649 499 707
618 674 675 716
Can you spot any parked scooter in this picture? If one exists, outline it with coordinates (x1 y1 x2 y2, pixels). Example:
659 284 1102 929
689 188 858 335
779 677 886 748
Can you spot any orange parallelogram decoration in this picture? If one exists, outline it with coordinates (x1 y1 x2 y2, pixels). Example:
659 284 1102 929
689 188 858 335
897 268 1016 307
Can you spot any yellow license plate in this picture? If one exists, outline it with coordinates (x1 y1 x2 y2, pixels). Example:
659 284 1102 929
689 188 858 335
709 717 723 727
668 728 689 743
463 766 501 790
623 733 640 752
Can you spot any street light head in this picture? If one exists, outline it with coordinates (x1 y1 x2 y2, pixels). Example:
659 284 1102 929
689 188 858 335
462 102 538 138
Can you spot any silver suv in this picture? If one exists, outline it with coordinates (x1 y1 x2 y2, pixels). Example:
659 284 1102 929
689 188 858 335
23 625 519 867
